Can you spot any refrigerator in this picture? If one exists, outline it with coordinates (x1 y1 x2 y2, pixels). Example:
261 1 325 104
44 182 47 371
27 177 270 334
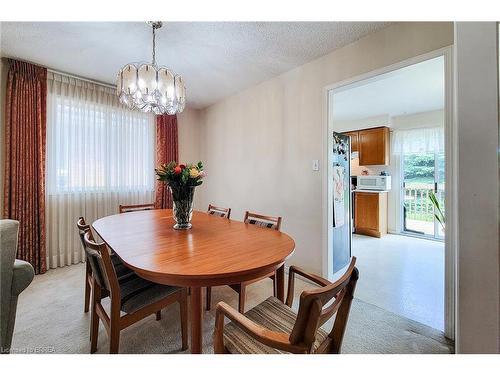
332 132 351 274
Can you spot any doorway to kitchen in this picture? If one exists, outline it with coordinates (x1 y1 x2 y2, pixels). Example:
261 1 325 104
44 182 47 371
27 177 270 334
324 48 455 340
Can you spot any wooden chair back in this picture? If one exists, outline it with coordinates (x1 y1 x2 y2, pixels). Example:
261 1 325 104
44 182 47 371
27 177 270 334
207 204 231 219
244 211 282 231
77 217 93 249
82 230 121 300
287 258 359 353
119 203 155 213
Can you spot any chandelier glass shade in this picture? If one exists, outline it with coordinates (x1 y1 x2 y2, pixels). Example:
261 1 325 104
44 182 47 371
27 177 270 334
116 22 186 115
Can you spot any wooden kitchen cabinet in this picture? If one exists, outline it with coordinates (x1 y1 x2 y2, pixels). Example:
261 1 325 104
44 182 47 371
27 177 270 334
358 127 390 166
342 126 389 165
354 191 388 238
343 131 359 152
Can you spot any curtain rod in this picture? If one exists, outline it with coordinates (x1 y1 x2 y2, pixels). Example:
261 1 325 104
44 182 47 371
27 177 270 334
2 56 116 90
47 68 116 90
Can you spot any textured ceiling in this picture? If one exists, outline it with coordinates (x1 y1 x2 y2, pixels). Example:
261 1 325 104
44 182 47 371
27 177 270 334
332 56 445 121
0 22 391 108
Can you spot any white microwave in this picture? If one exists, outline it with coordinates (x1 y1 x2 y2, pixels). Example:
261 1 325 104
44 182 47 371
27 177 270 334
356 175 391 191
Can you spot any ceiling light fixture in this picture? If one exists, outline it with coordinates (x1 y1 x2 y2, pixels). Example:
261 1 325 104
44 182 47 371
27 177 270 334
116 21 186 115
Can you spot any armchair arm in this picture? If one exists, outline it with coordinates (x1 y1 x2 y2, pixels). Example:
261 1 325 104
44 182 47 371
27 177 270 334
11 260 34 296
285 265 331 307
213 301 307 354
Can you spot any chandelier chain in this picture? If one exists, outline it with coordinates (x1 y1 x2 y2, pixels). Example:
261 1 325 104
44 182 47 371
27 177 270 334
152 25 156 66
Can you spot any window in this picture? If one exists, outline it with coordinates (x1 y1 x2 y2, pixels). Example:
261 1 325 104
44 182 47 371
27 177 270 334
45 72 156 269
47 97 155 194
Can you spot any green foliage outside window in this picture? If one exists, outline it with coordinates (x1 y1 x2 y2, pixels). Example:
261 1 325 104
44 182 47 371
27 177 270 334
404 153 435 184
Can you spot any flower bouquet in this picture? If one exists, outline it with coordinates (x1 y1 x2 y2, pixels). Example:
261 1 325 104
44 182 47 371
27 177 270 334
155 161 205 229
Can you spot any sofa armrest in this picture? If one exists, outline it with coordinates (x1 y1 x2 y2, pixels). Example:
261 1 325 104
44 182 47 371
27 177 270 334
11 260 34 296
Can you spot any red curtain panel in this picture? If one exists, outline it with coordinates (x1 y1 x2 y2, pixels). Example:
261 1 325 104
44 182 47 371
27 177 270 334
3 59 47 274
155 114 179 209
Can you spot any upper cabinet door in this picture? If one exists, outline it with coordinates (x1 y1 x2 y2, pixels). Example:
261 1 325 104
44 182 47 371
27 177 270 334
343 131 359 152
358 127 390 166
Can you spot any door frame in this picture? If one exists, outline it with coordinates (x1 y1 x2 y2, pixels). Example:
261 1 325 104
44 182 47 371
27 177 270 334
321 46 456 340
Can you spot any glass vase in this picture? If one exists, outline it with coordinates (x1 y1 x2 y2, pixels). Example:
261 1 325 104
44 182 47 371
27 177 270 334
169 185 195 230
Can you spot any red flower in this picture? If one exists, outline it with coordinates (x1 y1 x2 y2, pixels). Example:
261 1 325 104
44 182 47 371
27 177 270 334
179 164 186 169
174 166 182 175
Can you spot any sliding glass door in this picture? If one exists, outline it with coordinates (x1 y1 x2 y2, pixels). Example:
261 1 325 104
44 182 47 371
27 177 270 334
402 151 445 239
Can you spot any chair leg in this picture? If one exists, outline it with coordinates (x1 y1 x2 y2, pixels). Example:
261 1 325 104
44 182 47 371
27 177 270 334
87 281 93 341
90 282 100 353
109 302 121 354
90 310 99 353
180 289 189 351
109 321 120 354
156 310 162 321
205 286 212 311
214 305 226 354
272 275 277 297
238 285 246 314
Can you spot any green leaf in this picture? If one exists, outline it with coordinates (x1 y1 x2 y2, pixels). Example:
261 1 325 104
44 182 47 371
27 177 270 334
429 191 445 231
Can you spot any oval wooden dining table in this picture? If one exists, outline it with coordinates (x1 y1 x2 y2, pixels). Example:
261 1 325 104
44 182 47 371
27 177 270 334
92 209 295 353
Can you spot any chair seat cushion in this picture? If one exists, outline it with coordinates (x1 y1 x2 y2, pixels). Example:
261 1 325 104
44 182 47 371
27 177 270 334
223 296 328 354
119 275 181 314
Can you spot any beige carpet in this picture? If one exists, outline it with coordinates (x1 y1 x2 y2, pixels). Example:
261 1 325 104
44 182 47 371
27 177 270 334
11 263 453 354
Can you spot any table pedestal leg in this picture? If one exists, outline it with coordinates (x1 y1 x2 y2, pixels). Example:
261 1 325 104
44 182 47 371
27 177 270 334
190 286 203 354
276 264 285 302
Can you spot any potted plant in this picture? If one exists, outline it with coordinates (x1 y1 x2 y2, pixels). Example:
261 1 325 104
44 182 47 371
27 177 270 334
429 191 445 231
155 161 205 230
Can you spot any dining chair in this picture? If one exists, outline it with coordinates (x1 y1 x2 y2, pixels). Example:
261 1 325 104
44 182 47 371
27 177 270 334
214 257 359 354
119 203 155 213
207 204 231 219
78 217 137 314
82 229 188 354
205 211 282 313
244 211 282 231
78 217 165 337
204 204 232 310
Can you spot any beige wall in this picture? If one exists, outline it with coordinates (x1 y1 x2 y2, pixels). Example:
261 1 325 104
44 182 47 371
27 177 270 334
198 22 454 275
177 107 203 208
178 107 202 164
455 22 499 354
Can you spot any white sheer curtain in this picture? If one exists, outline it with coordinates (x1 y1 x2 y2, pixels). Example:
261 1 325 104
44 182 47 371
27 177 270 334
46 72 155 269
392 126 444 154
